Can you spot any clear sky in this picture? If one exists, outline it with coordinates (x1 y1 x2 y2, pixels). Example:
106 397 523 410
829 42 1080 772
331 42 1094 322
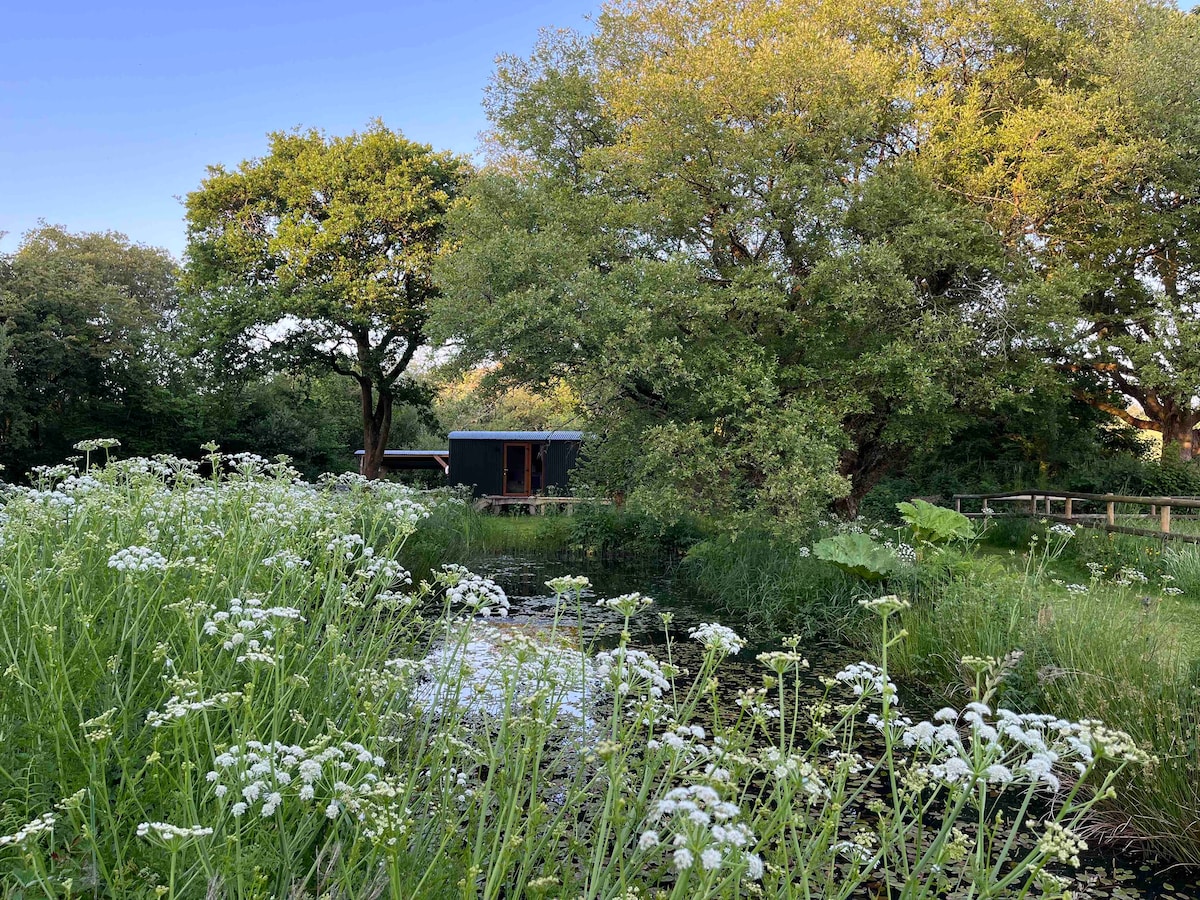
0 0 597 258
4 2 1195 260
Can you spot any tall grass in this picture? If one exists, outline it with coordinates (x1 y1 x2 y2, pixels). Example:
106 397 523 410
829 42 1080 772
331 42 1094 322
0 450 1148 898
400 495 573 575
678 534 868 641
1163 544 1200 598
891 538 1200 863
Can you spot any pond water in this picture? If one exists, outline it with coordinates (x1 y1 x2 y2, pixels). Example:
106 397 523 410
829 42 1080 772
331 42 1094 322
462 550 1200 900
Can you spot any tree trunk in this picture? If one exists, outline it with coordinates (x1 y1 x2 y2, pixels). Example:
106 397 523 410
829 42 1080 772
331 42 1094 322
832 437 900 519
1161 412 1200 462
358 382 394 480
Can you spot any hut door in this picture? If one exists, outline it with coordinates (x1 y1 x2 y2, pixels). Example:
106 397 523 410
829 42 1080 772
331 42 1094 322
502 442 532 495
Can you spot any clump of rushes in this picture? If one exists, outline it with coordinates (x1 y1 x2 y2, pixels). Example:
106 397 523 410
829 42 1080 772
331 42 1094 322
0 449 1150 897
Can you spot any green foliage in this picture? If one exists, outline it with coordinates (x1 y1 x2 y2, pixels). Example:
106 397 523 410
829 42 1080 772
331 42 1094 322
0 451 1150 896
567 502 705 558
432 366 581 433
401 497 574 577
897 499 974 544
0 226 391 480
184 122 470 477
1163 546 1200 600
812 533 900 581
892 550 1200 863
0 226 189 470
431 0 1200 536
912 1 1200 458
193 373 364 479
433 7 1014 526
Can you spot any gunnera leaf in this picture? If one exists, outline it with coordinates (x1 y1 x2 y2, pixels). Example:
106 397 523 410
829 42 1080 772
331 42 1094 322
812 533 899 581
896 499 974 544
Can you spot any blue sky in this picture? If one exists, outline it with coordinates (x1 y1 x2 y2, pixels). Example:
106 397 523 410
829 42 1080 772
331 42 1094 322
3 1 1195 259
0 0 596 258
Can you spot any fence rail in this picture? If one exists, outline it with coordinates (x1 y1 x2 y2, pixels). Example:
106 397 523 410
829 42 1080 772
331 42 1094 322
951 490 1200 545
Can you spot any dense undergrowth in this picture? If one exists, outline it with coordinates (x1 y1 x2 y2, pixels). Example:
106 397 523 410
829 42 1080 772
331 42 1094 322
888 523 1200 865
728 511 1200 867
623 503 1200 868
0 450 1153 898
677 534 867 641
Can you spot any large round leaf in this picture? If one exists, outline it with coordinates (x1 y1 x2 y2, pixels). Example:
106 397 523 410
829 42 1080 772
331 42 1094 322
897 499 974 544
812 533 900 581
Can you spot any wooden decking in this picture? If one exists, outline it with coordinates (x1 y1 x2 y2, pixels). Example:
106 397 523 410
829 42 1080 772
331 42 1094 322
471 495 606 514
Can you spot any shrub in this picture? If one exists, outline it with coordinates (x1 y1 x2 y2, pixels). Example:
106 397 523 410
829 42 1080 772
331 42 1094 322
568 502 705 558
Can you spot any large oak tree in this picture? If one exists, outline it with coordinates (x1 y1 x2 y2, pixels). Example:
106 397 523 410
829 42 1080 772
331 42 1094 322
185 123 469 478
433 1 1010 522
911 0 1200 458
434 0 1198 530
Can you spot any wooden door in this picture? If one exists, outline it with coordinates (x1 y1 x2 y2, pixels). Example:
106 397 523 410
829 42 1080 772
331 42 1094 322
502 442 532 495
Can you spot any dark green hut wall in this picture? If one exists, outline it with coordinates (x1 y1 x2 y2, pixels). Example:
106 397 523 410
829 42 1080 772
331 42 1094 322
448 438 504 496
545 441 578 494
447 439 580 497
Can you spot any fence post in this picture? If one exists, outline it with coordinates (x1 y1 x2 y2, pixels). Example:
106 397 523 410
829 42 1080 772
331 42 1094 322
1107 501 1115 527
1030 495 1038 515
955 497 961 514
1161 505 1172 534
1045 495 1053 514
1064 498 1073 521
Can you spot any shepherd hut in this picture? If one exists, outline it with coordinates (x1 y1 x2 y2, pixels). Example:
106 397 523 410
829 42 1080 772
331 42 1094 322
356 430 583 498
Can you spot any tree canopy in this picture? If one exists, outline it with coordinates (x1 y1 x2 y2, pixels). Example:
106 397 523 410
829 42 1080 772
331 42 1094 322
432 0 1200 527
0 225 184 469
909 0 1200 458
184 122 470 478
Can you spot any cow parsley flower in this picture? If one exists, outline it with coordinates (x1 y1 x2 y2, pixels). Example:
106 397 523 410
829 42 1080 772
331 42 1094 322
107 546 167 572
689 623 745 656
136 822 213 843
596 592 653 617
439 565 510 617
1036 822 1086 867
546 575 591 595
0 813 55 848
834 662 898 702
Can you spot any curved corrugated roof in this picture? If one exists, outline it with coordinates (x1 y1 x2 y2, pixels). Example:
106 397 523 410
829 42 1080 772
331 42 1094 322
448 430 584 441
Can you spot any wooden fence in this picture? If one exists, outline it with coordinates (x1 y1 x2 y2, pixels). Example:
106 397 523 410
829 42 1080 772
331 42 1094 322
951 490 1200 545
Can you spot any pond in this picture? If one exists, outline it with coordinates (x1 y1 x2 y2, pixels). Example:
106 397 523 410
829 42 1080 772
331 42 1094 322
463 550 1200 900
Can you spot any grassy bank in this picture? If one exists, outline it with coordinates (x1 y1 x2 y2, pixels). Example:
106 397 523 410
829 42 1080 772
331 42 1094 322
400 496 574 574
677 533 868 641
672 512 1200 866
402 499 700 577
888 528 1200 863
